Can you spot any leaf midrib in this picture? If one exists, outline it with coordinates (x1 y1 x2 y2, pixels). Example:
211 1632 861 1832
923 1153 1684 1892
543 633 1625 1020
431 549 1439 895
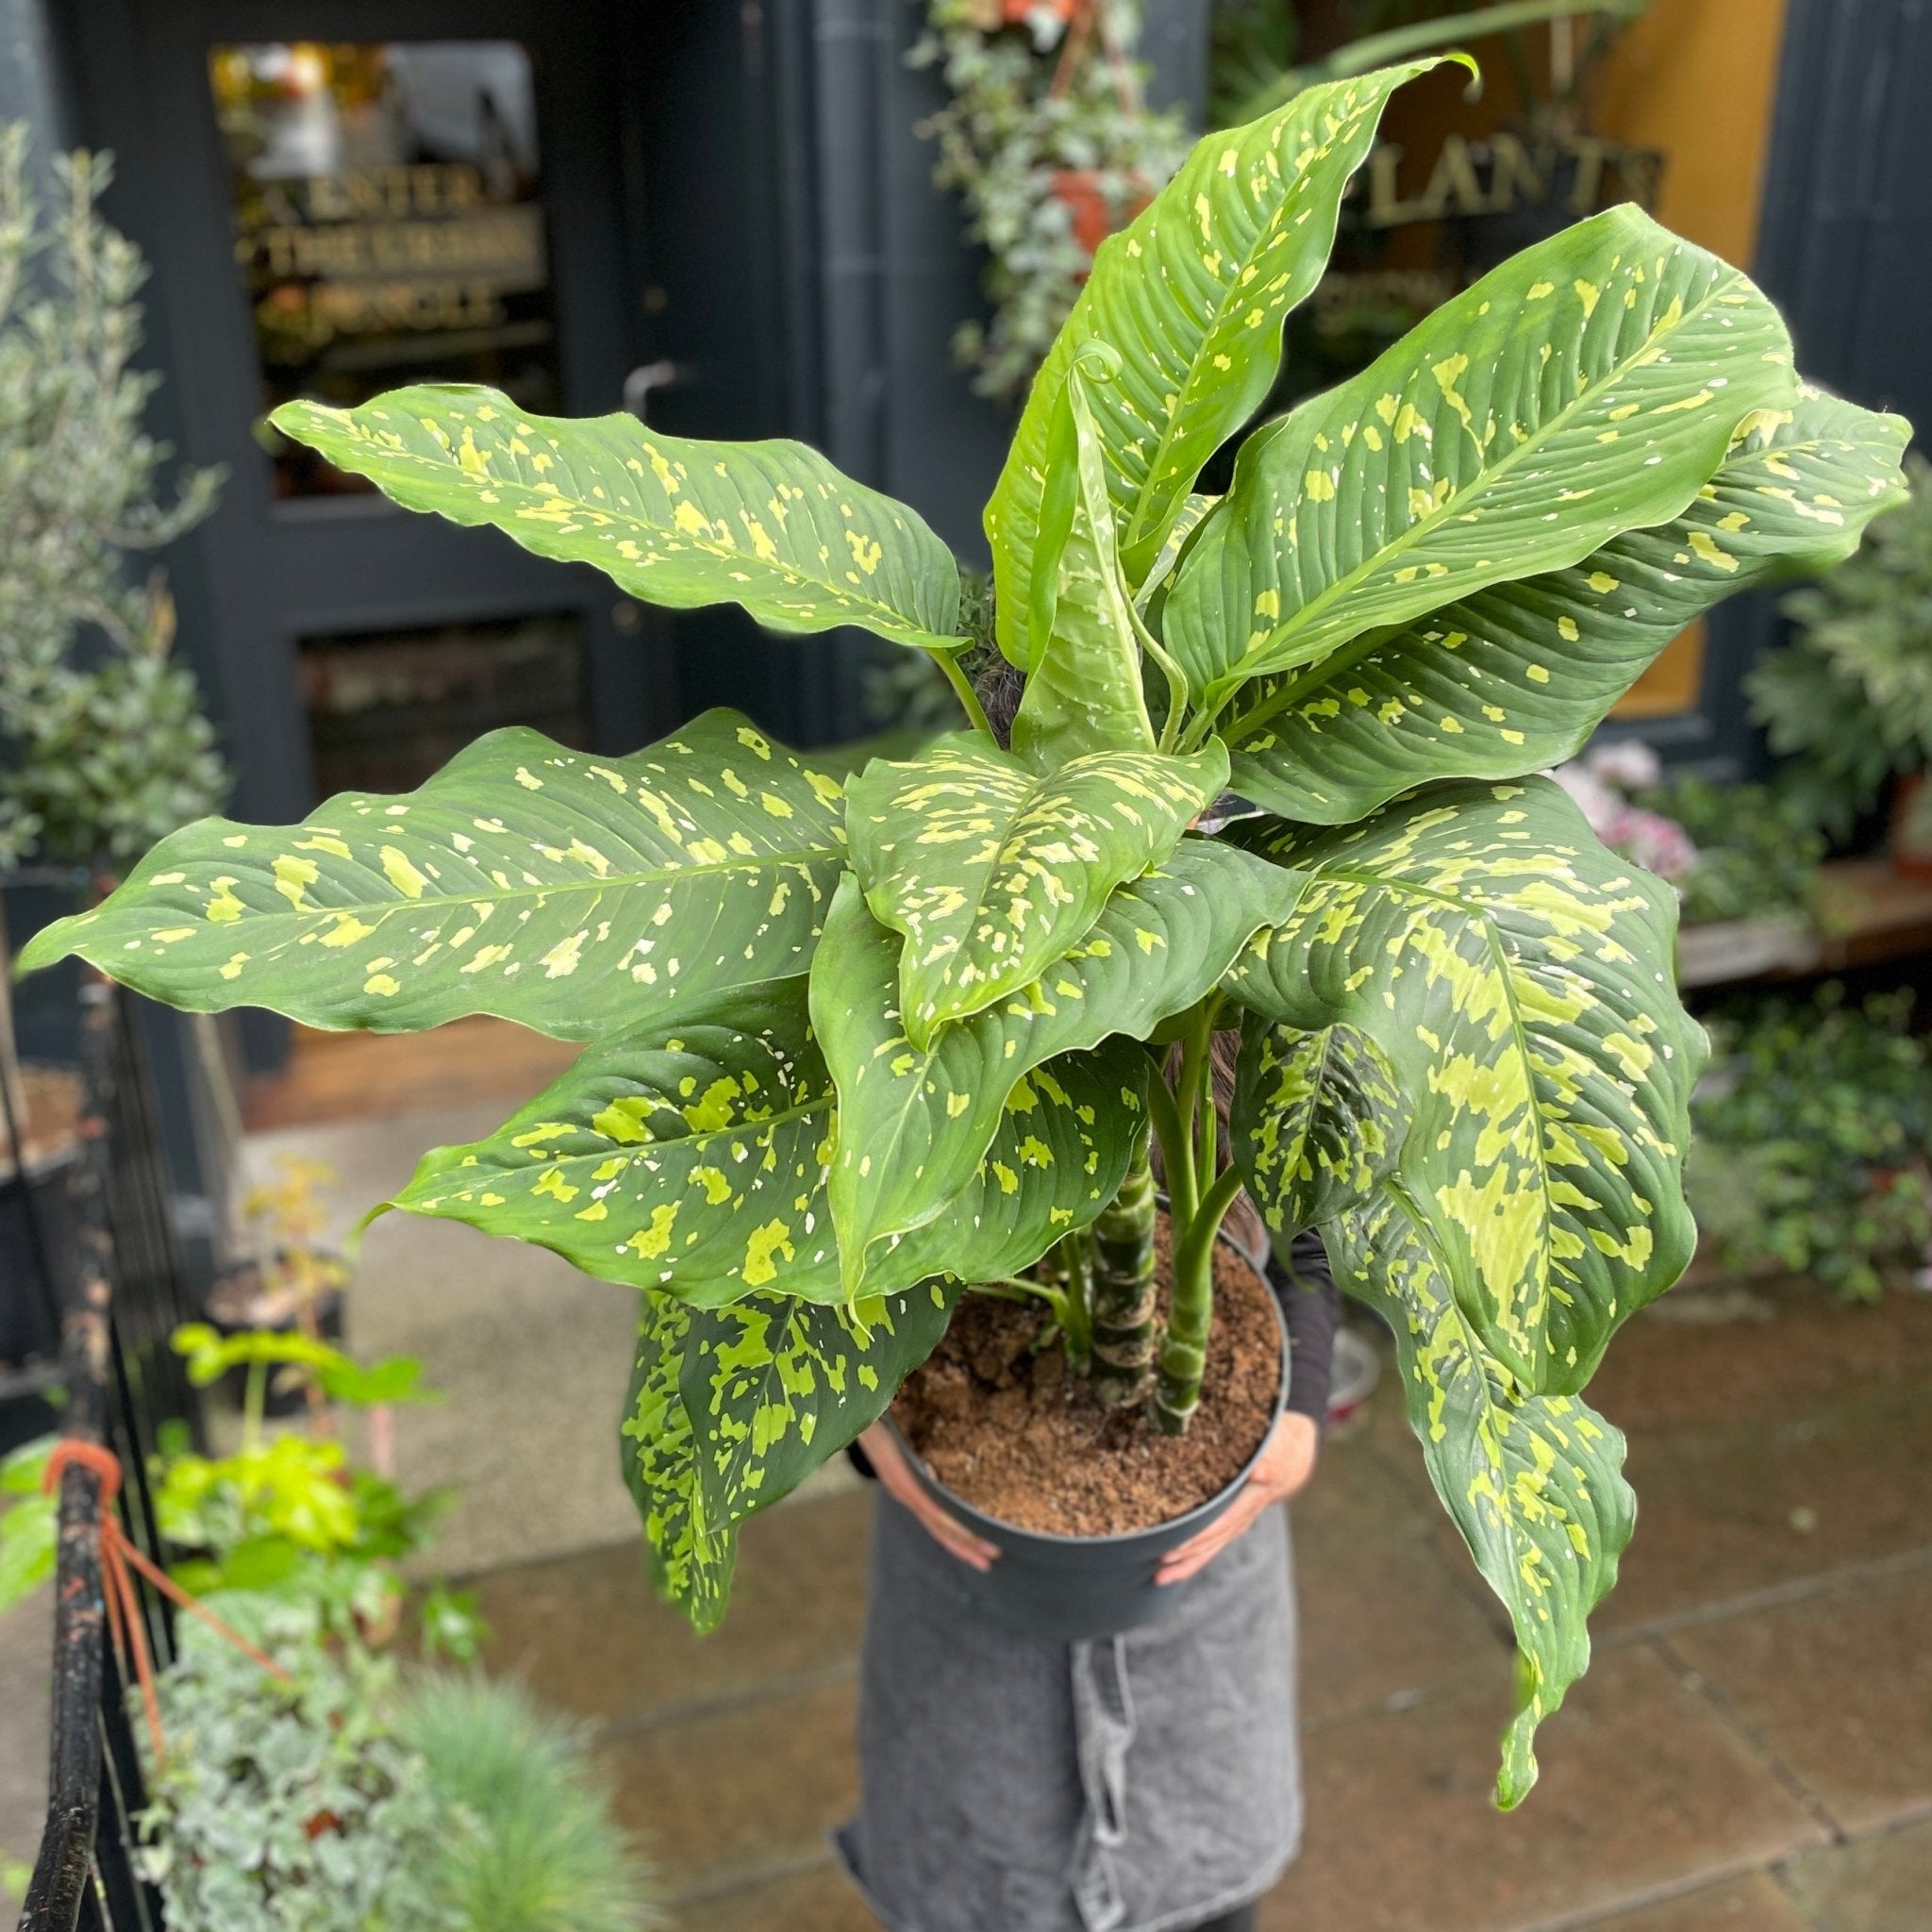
301 416 957 641
125 840 847 939
1307 863 1564 1371
1225 265 1755 690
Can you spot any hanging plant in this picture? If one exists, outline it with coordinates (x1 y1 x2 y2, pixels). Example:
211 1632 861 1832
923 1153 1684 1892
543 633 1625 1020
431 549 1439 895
910 0 1191 400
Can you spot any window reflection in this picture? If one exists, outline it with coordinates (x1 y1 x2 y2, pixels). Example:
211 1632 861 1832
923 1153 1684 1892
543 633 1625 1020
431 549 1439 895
209 42 561 498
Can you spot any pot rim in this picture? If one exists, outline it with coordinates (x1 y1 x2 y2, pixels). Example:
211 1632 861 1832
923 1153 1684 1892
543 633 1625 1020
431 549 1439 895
884 1228 1289 1550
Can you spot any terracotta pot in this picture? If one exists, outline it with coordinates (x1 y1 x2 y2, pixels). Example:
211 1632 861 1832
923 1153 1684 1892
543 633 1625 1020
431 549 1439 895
1051 168 1153 261
887 1249 1287 1642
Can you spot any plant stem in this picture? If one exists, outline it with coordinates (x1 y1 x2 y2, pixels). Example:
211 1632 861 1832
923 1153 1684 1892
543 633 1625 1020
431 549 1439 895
1152 1162 1246 1435
927 647 995 741
1088 1133 1159 1407
1142 1049 1194 1221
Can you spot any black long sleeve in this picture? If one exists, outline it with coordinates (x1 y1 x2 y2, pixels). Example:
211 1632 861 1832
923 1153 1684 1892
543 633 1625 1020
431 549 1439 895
1268 1228 1342 1426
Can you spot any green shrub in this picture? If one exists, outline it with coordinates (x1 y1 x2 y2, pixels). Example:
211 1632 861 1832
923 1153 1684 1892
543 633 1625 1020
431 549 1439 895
400 1674 661 1932
1689 986 1932 1300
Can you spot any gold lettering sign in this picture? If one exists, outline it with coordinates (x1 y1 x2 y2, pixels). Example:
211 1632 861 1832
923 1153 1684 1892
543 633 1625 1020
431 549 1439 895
210 42 561 498
1365 132 1663 229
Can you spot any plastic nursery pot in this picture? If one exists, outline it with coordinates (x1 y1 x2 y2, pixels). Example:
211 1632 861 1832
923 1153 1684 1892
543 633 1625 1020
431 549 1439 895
887 1241 1288 1643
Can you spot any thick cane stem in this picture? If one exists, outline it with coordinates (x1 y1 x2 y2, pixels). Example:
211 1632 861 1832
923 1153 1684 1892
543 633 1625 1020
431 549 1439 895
1088 1135 1158 1407
1152 1163 1244 1435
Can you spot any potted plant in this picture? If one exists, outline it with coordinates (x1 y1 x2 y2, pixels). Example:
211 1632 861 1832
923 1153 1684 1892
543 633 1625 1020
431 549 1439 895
1746 454 1932 874
21 59 1908 1804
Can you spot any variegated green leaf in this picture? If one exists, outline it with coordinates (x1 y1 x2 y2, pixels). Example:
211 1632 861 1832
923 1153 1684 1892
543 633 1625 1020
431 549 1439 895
1224 390 1912 823
622 1279 953 1630
844 734 1229 1045
987 62 1442 654
1133 491 1222 620
1165 206 1799 708
1012 342 1158 765
1231 1020 1405 1234
273 385 965 652
1329 1184 1634 1809
1224 777 1704 1393
387 978 1141 1306
815 842 1308 1296
18 711 845 1041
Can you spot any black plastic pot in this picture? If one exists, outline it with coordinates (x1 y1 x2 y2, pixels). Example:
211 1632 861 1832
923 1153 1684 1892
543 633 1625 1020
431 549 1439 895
889 1275 1288 1642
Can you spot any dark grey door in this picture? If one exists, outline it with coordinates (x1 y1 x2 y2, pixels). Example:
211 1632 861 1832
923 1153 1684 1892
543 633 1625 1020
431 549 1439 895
68 0 665 828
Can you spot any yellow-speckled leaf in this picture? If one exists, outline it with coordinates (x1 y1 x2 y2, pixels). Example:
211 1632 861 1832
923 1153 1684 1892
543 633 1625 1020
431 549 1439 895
1166 207 1799 709
843 734 1228 1045
18 712 846 1042
622 1279 953 1630
1225 390 1912 823
1012 342 1158 765
1329 1183 1634 1808
987 62 1442 657
1231 1021 1405 1235
386 978 1143 1307
274 386 965 652
1224 777 1705 1393
814 843 1308 1297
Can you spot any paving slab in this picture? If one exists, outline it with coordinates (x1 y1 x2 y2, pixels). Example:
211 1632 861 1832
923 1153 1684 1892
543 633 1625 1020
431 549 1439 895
599 1675 858 1896
1259 1643 1826 1932
1598 1384 1932 1634
1566 1872 1814 1932
246 1107 647 1574
1779 1815 1932 1932
1297 1528 1509 1728
1590 1283 1932 1435
474 1490 871 1725
1667 1563 1932 1835
674 1861 876 1932
0 1592 52 1918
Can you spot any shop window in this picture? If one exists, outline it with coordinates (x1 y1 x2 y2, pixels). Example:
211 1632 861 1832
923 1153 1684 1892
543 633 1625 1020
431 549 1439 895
209 41 561 498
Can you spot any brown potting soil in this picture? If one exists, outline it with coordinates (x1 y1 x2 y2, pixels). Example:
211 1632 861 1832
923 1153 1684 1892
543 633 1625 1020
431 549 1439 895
891 1220 1281 1537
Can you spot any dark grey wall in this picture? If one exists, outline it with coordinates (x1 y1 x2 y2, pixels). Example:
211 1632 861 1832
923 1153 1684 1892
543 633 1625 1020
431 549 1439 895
1690 0 1932 781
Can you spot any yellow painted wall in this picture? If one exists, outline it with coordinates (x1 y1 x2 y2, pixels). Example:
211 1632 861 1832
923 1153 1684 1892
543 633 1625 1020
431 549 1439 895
1594 0 1790 716
1594 0 1790 269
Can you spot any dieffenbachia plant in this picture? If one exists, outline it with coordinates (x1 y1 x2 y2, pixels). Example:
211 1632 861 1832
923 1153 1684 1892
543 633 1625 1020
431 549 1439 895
21 61 1907 1805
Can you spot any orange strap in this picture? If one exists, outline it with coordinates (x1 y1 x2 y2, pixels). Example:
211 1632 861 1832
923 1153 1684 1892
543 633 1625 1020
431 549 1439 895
43 1441 292 1770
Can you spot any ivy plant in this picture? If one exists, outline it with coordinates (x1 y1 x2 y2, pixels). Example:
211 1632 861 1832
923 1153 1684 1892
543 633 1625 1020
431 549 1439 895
21 61 1908 1805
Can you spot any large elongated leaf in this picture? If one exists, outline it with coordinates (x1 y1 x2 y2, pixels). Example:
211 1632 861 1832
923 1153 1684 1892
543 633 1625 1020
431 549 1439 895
1225 391 1912 823
1224 777 1704 1393
815 842 1308 1296
1329 1184 1633 1810
623 1279 953 1630
1012 343 1158 765
274 386 965 652
387 979 1143 1307
19 712 846 1041
1232 1020 1405 1235
1165 206 1799 708
843 735 1228 1045
987 62 1441 654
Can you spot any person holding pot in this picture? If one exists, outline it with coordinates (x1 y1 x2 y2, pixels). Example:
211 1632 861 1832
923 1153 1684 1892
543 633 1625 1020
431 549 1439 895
836 1221 1341 1932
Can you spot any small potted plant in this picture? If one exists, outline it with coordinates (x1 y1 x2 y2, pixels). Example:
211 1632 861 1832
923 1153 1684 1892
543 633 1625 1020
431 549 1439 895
22 60 1908 1803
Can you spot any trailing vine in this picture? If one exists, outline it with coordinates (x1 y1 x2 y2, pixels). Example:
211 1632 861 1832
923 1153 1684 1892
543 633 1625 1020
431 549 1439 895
909 0 1190 401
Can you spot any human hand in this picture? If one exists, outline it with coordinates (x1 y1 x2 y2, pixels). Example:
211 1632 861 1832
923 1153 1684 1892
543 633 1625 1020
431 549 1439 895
859 1421 1000 1572
1155 1411 1320 1586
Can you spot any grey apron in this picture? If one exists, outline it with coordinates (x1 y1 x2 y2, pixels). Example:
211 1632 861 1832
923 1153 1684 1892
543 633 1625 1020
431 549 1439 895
835 1491 1303 1932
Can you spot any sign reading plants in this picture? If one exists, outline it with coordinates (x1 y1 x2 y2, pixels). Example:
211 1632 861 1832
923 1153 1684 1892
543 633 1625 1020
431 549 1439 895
25 61 1907 1806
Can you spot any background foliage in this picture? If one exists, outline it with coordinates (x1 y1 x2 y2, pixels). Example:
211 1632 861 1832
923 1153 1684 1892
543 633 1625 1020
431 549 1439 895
0 126 225 870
